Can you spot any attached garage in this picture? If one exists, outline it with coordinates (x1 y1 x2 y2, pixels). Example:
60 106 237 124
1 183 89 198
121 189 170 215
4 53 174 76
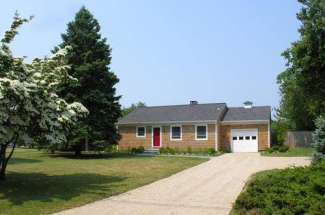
231 129 258 152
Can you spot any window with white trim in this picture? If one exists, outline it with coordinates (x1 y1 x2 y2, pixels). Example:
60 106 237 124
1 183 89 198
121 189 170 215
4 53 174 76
195 125 208 140
170 125 182 140
136 127 146 137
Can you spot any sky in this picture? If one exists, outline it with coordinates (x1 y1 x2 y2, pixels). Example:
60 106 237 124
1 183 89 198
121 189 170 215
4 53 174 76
0 1 301 111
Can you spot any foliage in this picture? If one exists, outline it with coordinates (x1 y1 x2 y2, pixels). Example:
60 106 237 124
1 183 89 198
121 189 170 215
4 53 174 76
278 145 290 152
104 144 118 153
312 115 325 163
234 159 325 215
265 145 290 153
262 147 314 157
271 119 289 145
122 101 146 116
312 115 325 154
159 147 219 156
0 14 87 180
277 0 325 130
187 146 192 154
54 7 121 155
206 148 217 156
136 146 145 153
130 146 145 154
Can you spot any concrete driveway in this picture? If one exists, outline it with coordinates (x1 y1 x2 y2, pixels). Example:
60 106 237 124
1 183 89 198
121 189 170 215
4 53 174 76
54 153 310 215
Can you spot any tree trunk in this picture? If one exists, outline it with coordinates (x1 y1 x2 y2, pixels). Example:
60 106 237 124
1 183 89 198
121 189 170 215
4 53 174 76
0 139 17 181
0 145 7 181
85 136 89 152
74 143 82 156
75 149 82 156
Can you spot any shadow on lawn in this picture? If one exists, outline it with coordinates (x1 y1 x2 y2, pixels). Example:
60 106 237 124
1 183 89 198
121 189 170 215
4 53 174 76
46 152 135 160
0 172 126 205
8 158 42 165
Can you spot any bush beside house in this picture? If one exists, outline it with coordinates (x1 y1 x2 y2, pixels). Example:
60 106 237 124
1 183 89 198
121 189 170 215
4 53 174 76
234 115 325 214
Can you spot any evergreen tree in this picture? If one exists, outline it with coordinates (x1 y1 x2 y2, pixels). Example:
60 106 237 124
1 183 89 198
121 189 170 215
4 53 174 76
313 116 325 154
312 115 325 163
55 7 121 154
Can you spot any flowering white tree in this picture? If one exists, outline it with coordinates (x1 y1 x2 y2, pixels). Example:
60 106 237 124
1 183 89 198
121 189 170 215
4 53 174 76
0 14 88 180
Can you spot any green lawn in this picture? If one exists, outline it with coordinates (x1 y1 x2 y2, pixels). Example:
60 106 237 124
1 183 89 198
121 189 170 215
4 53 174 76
232 159 325 215
0 149 207 215
261 147 314 157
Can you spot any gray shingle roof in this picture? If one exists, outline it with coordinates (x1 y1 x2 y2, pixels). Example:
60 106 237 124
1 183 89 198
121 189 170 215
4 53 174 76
118 103 227 124
222 106 271 122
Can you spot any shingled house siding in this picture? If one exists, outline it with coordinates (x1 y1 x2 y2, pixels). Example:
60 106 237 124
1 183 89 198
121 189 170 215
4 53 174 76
118 126 152 150
118 124 216 150
218 124 269 151
162 124 215 150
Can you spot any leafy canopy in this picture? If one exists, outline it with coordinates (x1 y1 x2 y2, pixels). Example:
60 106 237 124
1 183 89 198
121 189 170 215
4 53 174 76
122 101 146 116
276 0 325 130
0 13 88 148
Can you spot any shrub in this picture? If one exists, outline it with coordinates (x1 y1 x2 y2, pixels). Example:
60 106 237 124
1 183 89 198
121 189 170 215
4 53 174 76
130 147 137 154
312 152 325 165
159 147 167 154
135 146 145 153
175 147 180 154
207 148 217 156
265 147 274 154
234 161 325 214
271 145 280 151
187 146 192 154
167 147 176 155
105 144 118 153
278 145 289 152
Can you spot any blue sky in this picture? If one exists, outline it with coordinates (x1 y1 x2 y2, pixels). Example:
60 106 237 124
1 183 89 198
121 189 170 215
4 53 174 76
0 1 301 110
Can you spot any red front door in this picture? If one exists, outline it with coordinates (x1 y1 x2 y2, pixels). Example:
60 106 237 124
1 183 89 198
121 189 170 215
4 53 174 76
153 127 161 147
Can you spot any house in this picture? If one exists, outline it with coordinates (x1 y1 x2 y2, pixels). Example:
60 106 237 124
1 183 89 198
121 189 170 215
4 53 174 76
117 101 271 152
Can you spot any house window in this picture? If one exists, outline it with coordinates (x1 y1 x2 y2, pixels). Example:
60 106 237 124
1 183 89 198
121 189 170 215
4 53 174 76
195 125 208 140
136 127 146 137
170 125 182 140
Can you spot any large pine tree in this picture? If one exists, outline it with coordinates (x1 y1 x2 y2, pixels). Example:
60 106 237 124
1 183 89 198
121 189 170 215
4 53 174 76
55 7 121 154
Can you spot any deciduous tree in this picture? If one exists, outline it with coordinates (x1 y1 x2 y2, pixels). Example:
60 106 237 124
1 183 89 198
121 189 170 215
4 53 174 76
277 0 325 130
0 14 87 180
122 102 146 116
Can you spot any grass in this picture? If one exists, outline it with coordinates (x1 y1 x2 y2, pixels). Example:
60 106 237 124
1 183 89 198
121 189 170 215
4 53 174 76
232 159 325 215
261 147 314 157
0 149 207 215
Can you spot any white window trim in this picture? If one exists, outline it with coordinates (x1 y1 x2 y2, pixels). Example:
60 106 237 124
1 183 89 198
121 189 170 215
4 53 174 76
170 125 182 141
195 124 208 140
136 126 146 138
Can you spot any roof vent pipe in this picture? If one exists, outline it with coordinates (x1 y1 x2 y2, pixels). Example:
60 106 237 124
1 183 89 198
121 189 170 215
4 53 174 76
243 101 253 109
190 101 198 105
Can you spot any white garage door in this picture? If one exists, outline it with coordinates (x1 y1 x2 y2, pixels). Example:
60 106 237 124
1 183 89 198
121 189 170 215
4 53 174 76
231 129 258 152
